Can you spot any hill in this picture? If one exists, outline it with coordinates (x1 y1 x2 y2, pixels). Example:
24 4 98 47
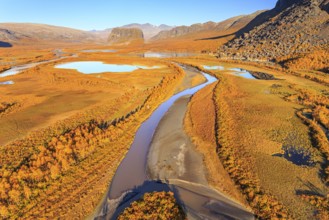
218 0 329 72
120 23 173 40
108 28 144 45
0 23 96 46
90 23 173 41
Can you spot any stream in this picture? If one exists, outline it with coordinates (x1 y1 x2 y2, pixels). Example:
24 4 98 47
95 65 254 220
0 53 77 78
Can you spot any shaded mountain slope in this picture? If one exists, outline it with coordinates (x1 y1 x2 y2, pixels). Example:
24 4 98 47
218 0 329 63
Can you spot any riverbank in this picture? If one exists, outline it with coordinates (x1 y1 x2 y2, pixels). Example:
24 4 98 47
146 92 254 219
147 67 254 219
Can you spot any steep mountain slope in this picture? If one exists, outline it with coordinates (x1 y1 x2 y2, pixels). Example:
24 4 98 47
218 0 329 64
0 23 96 45
108 28 144 44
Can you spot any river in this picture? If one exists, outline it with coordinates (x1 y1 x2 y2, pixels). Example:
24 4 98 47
94 64 255 220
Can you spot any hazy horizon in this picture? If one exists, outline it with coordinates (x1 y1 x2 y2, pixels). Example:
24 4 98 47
1 0 277 31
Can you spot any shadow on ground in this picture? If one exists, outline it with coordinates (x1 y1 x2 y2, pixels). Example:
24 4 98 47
0 41 12 47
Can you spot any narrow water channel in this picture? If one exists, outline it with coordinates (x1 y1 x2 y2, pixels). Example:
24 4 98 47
108 67 217 199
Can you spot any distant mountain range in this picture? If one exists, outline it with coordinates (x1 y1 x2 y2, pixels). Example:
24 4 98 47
1 0 328 61
0 23 96 44
150 11 264 41
0 23 173 45
90 23 173 41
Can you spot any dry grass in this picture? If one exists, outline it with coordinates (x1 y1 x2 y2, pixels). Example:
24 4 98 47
184 82 248 206
0 47 187 219
117 191 186 220
0 52 168 146
177 57 329 219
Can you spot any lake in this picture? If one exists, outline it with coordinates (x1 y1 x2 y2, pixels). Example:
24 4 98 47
55 61 160 74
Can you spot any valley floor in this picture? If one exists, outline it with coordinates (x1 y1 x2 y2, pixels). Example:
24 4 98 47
0 45 328 219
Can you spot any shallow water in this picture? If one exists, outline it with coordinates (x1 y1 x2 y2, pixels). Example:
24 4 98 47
230 68 256 79
143 52 196 58
0 80 14 85
109 66 217 199
203 65 225 70
0 63 40 77
203 65 256 79
81 49 116 53
55 61 159 74
0 55 75 77
96 66 254 220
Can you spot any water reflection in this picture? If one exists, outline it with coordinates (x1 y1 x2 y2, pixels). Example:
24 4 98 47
81 49 116 53
0 81 14 85
203 65 256 79
143 52 196 58
55 61 160 74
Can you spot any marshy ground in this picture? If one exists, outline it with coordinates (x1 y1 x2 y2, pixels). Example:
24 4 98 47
0 44 329 219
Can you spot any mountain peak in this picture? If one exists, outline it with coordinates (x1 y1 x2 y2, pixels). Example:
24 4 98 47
275 0 301 10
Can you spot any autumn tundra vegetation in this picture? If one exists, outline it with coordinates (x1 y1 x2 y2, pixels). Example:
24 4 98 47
0 53 186 218
117 191 186 220
0 0 329 219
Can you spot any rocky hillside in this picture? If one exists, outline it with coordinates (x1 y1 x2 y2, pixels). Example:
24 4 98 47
107 28 144 44
0 23 96 45
218 0 329 62
151 12 263 41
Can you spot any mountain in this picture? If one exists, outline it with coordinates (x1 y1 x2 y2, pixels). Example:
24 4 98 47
218 0 329 63
151 12 264 41
147 11 263 52
90 23 173 41
120 23 173 40
107 27 144 45
0 23 96 45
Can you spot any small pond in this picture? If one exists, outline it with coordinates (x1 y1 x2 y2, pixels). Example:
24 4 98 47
203 65 225 70
143 52 196 58
230 68 256 79
55 61 160 74
0 80 14 85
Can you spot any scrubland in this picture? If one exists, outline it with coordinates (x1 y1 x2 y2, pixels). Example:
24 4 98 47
117 191 186 220
174 56 329 219
0 48 187 218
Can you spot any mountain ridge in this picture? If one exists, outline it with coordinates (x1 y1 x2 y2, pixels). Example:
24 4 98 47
0 23 96 44
150 11 265 41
